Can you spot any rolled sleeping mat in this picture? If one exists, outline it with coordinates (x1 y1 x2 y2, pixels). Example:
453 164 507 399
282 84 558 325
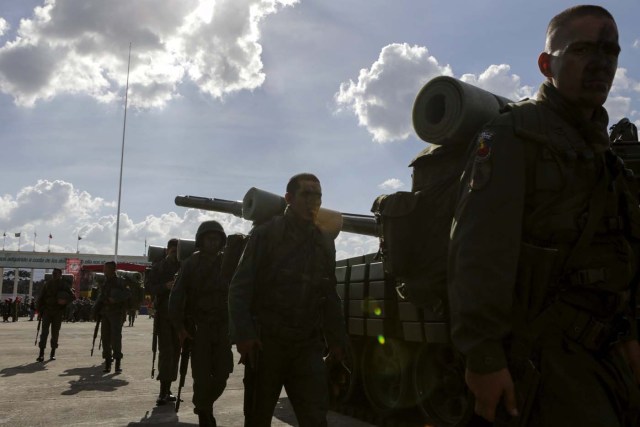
412 76 512 146
316 207 342 240
177 238 196 261
243 187 344 239
242 187 287 224
147 245 166 263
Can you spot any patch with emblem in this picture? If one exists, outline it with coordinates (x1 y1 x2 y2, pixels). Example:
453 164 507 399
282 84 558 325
469 131 493 190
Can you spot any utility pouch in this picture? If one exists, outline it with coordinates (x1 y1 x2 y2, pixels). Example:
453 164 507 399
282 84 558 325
514 242 560 323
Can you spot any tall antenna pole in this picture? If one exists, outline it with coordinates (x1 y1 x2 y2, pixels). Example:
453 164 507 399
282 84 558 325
115 42 132 264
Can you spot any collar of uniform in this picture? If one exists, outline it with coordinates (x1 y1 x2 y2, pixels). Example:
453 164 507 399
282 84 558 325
284 206 317 236
537 82 610 154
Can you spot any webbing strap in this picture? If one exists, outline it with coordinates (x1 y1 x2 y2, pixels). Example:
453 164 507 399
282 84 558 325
563 163 610 271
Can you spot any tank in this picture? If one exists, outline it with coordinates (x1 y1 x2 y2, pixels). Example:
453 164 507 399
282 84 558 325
173 76 640 426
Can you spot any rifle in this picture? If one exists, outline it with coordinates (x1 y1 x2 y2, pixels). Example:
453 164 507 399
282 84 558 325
175 335 192 413
91 316 101 356
151 316 158 378
34 316 42 346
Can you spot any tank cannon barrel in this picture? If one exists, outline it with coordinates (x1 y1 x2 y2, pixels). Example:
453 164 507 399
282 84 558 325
175 189 378 238
341 213 378 237
174 195 243 218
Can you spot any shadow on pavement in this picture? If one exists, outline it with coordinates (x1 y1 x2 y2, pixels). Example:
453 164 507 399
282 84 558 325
0 362 48 377
126 405 198 426
273 397 298 425
59 366 129 395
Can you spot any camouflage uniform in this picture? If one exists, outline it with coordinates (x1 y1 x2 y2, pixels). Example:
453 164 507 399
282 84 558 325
449 82 640 426
37 275 74 358
148 253 181 400
169 248 233 418
95 274 129 367
229 208 347 427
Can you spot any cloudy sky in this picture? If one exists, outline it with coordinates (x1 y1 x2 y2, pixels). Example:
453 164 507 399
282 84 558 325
1 0 639 262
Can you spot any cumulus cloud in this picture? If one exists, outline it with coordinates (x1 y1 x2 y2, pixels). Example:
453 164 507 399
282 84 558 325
378 178 404 191
335 232 379 261
336 43 538 143
0 179 251 254
634 40 640 49
335 43 453 143
1 179 376 259
460 64 533 102
0 18 8 37
605 68 640 123
0 0 298 108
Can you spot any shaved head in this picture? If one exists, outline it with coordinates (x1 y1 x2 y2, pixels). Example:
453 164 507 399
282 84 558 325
545 5 615 53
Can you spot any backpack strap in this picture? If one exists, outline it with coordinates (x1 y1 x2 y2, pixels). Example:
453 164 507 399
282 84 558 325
507 99 548 145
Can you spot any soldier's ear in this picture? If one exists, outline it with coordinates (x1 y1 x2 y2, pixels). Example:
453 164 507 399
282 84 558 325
538 52 553 78
284 192 294 205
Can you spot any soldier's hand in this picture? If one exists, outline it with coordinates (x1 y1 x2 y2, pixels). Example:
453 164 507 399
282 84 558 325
617 339 640 385
57 298 67 305
236 339 262 369
178 328 193 348
465 367 518 422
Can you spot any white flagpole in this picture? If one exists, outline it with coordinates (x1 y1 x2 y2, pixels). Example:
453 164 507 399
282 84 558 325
115 42 132 264
33 231 36 252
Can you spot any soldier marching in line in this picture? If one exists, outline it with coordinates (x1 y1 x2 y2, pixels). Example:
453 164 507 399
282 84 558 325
36 268 75 362
229 173 347 427
147 238 181 406
169 221 233 427
449 5 640 426
94 261 129 374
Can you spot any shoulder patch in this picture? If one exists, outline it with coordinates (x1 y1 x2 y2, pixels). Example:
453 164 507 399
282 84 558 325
469 131 493 190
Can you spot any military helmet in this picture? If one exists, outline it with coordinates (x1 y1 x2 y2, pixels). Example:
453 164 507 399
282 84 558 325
196 220 227 247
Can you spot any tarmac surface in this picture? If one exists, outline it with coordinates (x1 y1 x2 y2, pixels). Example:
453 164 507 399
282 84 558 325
0 315 373 427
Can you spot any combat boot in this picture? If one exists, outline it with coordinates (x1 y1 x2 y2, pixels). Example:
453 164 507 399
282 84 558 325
115 358 122 373
103 358 112 373
36 348 45 363
156 382 168 406
196 410 216 427
50 348 56 360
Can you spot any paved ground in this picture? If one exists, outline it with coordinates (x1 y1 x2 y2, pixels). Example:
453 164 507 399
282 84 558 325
0 316 372 427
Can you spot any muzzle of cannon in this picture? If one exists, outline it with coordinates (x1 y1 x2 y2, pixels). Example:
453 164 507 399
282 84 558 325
175 187 378 239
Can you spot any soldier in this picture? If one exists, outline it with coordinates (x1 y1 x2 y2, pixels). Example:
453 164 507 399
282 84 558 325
148 238 181 405
448 5 640 426
95 261 129 374
169 221 232 427
36 268 74 362
229 173 347 427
